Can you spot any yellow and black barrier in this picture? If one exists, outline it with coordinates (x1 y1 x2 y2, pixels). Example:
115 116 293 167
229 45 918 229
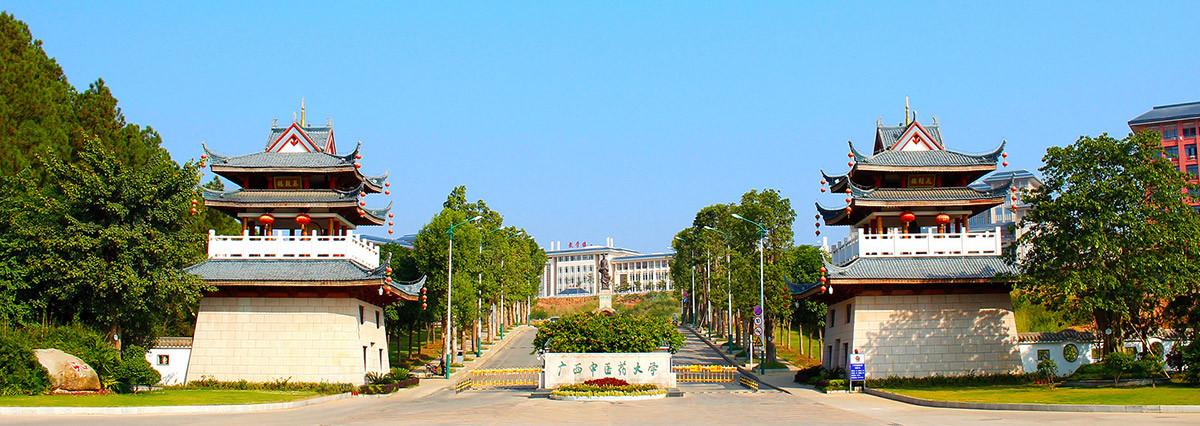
673 365 738 383
739 375 759 392
466 368 541 390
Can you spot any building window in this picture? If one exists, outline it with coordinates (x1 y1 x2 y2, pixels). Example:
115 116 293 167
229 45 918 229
363 346 368 370
1187 144 1197 159
1185 125 1197 139
157 355 169 366
1164 128 1179 140
1037 349 1050 361
359 306 365 325
1165 146 1179 158
846 304 852 324
829 309 836 326
379 348 384 370
1188 164 1198 176
376 310 381 328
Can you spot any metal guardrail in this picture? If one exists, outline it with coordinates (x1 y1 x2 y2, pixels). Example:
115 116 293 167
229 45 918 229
739 375 759 391
673 365 738 383
454 379 473 393
466 368 541 389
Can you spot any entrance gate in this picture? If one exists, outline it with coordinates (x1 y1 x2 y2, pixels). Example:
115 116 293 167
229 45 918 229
456 367 540 391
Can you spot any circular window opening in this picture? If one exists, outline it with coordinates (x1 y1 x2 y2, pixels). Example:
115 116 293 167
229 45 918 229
1063 343 1079 363
1150 342 1165 358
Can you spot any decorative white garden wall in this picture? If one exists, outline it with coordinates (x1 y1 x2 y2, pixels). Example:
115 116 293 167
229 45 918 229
541 352 676 389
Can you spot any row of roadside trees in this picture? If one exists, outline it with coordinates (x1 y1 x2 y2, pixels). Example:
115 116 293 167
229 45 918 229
668 188 825 367
380 186 547 362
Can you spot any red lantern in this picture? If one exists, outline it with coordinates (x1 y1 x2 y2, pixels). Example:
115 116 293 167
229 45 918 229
935 213 951 225
815 230 820 236
421 303 427 309
820 188 826 193
355 163 362 169
386 267 393 274
360 191 367 197
355 153 362 160
845 197 852 203
191 199 198 205
359 201 366 207
814 222 820 228
388 229 394 235
421 287 427 294
845 189 851 194
200 154 208 160
190 208 197 215
820 180 826 185
1011 205 1018 211
422 294 427 301
388 221 394 226
1011 195 1018 201
820 286 827 293
259 214 275 224
900 211 916 223
1002 161 1009 167
847 152 854 158
820 267 826 273
386 277 393 283
385 182 390 188
384 190 390 195
1002 152 1008 158
295 214 311 225
847 161 854 167
845 207 852 213
820 276 827 283
388 213 394 218
814 214 820 220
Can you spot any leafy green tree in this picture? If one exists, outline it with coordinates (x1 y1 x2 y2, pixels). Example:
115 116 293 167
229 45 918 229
0 144 208 348
0 12 73 180
112 345 160 391
533 313 684 353
1013 132 1200 355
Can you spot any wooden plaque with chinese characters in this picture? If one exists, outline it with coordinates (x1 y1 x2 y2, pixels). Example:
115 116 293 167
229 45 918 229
906 174 935 188
273 176 303 189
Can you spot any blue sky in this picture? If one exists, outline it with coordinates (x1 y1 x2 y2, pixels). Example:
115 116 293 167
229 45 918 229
4 2 1198 253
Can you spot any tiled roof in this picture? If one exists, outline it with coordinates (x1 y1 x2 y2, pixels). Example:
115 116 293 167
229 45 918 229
821 170 848 192
877 118 944 148
204 142 356 169
200 187 358 204
1017 330 1100 344
785 276 819 295
1128 101 1200 126
266 125 334 152
823 256 1017 280
849 182 1009 202
850 140 1005 168
152 337 193 349
186 259 386 282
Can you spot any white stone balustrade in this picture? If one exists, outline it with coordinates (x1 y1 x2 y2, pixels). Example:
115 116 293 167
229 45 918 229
828 226 1003 265
207 230 380 268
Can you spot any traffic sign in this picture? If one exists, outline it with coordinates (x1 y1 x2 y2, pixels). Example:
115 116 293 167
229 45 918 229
753 306 762 316
753 326 763 336
753 317 763 326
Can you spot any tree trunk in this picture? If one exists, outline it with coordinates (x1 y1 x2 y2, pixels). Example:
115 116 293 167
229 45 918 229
817 327 824 362
765 316 778 365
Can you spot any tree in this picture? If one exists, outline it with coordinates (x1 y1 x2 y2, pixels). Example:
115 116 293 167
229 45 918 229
1013 131 1200 355
0 12 74 180
0 144 208 348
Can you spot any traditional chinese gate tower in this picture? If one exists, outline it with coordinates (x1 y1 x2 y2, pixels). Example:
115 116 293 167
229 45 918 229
184 109 422 385
793 109 1021 378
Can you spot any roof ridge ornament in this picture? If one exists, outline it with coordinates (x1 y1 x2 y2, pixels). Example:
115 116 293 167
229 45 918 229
905 96 910 126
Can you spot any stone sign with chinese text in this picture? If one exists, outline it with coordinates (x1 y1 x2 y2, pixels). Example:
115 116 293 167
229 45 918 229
541 352 676 389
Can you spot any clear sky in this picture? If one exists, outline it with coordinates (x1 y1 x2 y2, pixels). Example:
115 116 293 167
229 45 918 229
4 2 1199 253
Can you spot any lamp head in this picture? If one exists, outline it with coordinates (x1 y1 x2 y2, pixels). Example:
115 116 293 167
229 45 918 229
731 213 744 220
470 215 483 222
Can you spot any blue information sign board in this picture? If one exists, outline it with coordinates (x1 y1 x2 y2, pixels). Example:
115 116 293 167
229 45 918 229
848 353 865 381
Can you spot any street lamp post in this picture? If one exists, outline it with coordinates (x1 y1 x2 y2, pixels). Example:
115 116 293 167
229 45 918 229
732 213 767 374
445 215 482 379
703 226 734 354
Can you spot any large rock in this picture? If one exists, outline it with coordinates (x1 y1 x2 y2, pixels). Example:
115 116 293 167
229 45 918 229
33 348 101 391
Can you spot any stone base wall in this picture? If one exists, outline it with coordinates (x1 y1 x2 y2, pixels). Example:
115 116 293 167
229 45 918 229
186 297 388 385
826 293 1020 378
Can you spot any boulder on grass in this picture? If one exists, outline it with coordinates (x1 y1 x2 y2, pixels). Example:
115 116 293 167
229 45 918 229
33 348 101 391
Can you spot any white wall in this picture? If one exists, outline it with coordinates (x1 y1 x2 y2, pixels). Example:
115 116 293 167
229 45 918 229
146 348 191 386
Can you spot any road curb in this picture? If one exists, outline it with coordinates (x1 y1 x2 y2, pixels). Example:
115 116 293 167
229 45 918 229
864 388 1200 413
0 392 352 416
682 325 790 395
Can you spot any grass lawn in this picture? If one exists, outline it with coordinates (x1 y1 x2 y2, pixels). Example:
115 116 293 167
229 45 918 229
0 390 322 407
885 384 1200 406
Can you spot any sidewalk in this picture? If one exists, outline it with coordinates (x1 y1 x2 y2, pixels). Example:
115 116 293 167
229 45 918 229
390 325 534 400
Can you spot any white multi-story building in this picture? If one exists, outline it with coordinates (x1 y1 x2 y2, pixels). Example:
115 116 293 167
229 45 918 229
968 169 1042 247
539 238 674 297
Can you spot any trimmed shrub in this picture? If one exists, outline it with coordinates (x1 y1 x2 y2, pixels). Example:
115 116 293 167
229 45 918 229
0 334 49 396
1068 358 1164 381
866 372 1036 389
583 377 629 387
173 376 353 394
111 345 160 391
388 367 411 381
365 371 394 385
533 313 683 353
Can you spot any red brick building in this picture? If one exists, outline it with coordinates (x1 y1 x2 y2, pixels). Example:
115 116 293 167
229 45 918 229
1129 101 1200 178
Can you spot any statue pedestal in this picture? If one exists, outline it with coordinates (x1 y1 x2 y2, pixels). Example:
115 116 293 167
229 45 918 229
598 292 613 310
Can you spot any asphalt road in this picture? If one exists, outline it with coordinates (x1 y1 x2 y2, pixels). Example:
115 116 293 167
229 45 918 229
8 326 1200 425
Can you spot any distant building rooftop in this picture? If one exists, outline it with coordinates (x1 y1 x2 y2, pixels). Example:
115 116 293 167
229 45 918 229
1128 101 1200 126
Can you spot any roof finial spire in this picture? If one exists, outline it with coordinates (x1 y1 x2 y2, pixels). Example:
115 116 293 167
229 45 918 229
300 97 306 127
905 96 911 126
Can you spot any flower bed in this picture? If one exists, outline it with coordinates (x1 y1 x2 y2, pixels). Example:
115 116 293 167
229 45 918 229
549 382 666 400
